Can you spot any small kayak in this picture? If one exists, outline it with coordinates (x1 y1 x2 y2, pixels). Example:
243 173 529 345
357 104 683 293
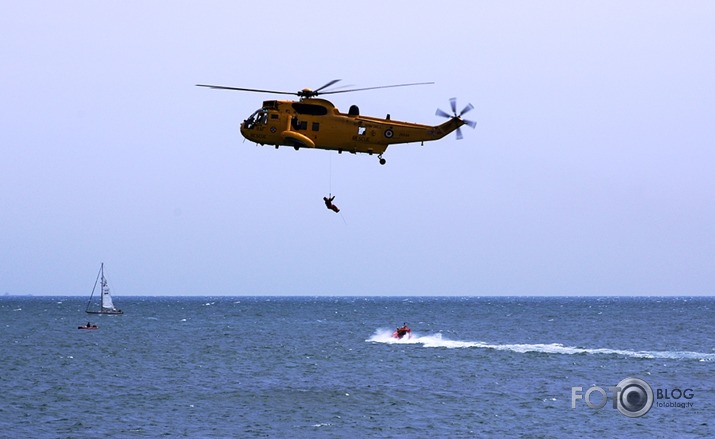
78 324 98 330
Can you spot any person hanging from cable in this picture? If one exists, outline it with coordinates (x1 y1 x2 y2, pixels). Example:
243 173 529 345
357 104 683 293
323 194 340 213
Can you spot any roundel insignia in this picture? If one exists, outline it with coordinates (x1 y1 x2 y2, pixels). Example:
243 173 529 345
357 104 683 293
270 126 277 133
384 129 394 139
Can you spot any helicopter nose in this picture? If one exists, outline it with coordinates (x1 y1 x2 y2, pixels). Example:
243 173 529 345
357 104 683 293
239 123 249 139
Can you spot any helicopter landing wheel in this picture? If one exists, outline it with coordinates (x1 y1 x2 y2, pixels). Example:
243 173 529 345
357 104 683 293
378 155 386 165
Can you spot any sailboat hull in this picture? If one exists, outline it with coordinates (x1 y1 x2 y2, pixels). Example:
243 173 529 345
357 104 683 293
86 310 124 315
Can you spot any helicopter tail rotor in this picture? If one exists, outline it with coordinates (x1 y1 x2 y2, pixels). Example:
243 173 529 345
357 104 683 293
436 98 476 140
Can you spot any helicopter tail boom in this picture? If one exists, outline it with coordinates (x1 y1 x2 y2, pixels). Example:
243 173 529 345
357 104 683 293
428 117 467 141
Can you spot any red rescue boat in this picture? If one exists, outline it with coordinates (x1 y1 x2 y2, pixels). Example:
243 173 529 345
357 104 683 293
392 323 411 339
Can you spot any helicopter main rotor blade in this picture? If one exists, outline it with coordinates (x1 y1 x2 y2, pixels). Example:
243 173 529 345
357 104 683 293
196 84 297 95
318 82 434 95
197 81 432 98
314 79 342 93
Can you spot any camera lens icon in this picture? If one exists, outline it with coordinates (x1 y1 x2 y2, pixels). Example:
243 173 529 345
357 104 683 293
616 377 653 417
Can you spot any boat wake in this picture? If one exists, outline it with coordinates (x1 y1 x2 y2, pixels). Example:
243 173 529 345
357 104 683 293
366 329 715 362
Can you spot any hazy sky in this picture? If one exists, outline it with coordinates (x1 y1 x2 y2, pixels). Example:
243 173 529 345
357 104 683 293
2 2 714 296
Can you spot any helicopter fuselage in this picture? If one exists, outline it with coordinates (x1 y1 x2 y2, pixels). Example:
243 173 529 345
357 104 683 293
240 98 464 163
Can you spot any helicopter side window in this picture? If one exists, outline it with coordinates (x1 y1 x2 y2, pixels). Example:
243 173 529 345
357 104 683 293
312 122 320 131
291 103 328 116
290 117 308 130
357 126 366 135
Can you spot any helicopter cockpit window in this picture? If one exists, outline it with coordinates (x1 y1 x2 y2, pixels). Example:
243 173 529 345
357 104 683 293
244 109 268 129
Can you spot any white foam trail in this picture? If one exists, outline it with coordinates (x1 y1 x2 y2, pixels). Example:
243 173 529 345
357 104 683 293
366 329 715 361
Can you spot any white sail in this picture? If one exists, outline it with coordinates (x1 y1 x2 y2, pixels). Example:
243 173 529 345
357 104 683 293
101 280 115 310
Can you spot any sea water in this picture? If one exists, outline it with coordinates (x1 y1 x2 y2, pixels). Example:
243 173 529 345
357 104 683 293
1 296 713 438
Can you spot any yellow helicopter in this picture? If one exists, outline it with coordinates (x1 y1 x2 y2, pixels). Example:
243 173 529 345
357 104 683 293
196 80 476 165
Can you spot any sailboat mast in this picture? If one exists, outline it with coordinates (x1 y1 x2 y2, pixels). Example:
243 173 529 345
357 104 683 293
100 263 107 310
85 263 102 312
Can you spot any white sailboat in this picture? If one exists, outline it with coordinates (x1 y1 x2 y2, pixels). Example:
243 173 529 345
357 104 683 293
85 263 123 315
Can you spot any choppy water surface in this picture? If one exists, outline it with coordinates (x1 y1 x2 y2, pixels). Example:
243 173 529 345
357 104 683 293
1 296 713 437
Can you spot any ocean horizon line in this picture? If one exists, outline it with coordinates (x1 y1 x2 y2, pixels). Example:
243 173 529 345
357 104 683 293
2 293 713 299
